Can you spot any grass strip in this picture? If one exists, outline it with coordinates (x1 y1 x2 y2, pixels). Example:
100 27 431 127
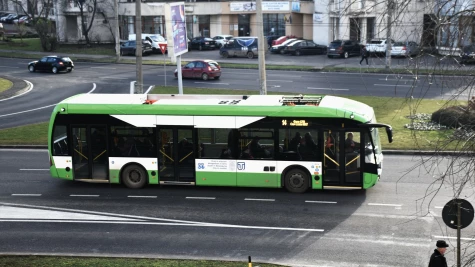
0 86 455 150
0 78 13 93
0 256 285 267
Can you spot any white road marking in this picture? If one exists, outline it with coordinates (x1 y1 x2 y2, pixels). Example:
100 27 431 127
305 200 337 204
0 219 325 231
127 195 157 199
0 83 96 118
70 195 100 197
374 84 414 87
0 80 33 102
267 74 302 77
20 169 49 171
194 82 230 85
368 203 403 207
91 66 116 69
266 80 293 83
378 79 419 82
11 194 41 197
435 206 444 209
244 198 275 202
186 197 216 200
0 203 324 232
307 87 350 91
434 235 475 241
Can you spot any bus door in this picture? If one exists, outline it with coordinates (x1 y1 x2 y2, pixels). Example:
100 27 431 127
71 125 108 181
158 127 195 183
322 130 362 188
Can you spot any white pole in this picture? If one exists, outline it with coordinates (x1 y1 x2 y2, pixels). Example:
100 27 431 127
130 81 136 94
164 52 167 86
177 55 183 94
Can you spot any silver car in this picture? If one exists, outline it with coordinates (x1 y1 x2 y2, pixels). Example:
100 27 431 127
391 41 421 57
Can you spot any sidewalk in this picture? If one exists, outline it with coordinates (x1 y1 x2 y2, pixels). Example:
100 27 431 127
0 47 461 70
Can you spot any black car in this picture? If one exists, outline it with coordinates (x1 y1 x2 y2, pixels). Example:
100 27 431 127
327 40 361 58
189 37 217 51
28 56 74 74
120 40 153 56
281 40 327 56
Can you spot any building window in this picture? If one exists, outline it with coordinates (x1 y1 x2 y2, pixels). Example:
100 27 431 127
366 17 375 41
263 14 285 37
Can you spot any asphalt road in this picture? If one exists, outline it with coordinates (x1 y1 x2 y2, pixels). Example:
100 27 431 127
0 57 469 130
1 149 474 266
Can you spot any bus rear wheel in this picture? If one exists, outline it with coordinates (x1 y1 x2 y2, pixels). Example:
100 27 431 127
284 169 309 193
122 164 148 189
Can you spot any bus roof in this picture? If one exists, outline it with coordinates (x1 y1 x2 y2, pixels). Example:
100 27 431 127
56 94 375 122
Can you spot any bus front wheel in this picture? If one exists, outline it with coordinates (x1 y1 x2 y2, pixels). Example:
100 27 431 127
122 164 148 189
284 169 309 193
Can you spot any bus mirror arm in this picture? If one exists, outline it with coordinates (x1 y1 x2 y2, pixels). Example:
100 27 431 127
358 123 393 144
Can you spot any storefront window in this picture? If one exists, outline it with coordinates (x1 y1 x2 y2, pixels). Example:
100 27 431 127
198 15 210 37
263 14 285 37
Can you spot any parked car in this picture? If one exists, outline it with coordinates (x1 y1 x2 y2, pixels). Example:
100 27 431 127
4 14 21 24
272 35 297 46
270 38 298 54
13 15 29 25
120 40 153 56
281 40 327 56
189 37 217 50
28 56 74 74
461 44 475 64
390 41 421 57
174 60 221 80
0 13 17 23
327 40 361 58
366 38 395 56
213 35 233 48
220 37 259 59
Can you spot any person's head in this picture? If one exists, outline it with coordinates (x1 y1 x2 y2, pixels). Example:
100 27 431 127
436 240 449 254
347 132 354 139
295 132 301 138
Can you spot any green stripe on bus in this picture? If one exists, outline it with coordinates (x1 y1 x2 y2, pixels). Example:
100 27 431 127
196 171 236 186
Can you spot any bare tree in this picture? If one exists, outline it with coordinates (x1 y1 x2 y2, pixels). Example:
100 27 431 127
76 0 97 46
10 0 57 51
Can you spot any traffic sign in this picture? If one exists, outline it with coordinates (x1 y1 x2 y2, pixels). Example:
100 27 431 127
159 43 167 54
442 198 474 229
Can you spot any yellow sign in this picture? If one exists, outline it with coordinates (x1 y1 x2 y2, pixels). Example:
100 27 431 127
282 119 309 127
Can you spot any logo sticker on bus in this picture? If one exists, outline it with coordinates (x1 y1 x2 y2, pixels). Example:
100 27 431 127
198 163 205 169
237 162 245 170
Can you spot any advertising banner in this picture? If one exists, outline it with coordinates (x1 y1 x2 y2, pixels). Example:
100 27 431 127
230 2 290 12
165 2 188 58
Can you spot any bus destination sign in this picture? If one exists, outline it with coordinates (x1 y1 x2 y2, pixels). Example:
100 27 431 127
282 119 309 127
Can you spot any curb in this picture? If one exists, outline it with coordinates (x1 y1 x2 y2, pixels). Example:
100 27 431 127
0 75 29 99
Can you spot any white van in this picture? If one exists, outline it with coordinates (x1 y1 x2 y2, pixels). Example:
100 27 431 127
129 34 167 54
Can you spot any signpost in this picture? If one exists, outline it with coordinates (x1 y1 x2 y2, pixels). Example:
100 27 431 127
159 44 167 86
442 198 474 267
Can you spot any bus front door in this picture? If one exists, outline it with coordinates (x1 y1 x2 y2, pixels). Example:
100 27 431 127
158 127 195 184
71 125 108 181
323 130 362 188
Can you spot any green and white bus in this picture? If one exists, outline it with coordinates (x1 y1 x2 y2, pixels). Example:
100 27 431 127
48 94 392 193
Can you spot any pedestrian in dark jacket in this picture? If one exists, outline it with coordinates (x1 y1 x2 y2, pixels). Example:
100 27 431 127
428 240 449 267
359 45 369 65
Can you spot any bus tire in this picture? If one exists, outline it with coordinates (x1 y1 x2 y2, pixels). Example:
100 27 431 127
247 52 254 59
121 164 148 189
284 168 309 193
